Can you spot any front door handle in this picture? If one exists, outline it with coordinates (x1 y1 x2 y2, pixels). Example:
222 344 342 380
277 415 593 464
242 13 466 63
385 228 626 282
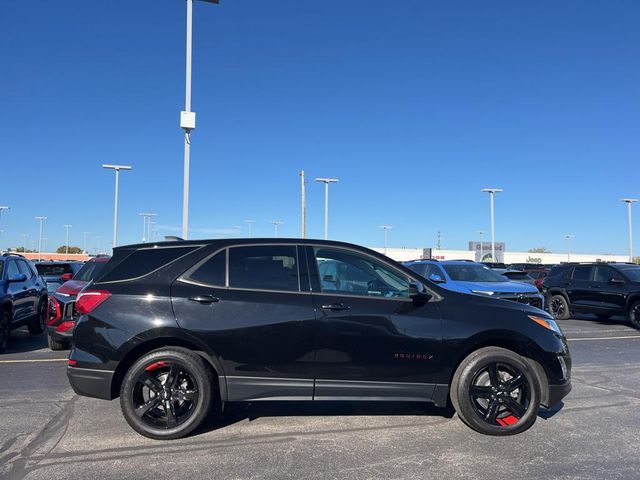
320 302 350 311
188 295 219 304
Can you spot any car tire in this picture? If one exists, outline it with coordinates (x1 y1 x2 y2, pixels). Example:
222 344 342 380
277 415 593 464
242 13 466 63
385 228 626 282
627 301 640 330
120 348 215 440
27 300 47 335
47 333 69 351
0 310 10 353
450 347 541 436
549 294 570 320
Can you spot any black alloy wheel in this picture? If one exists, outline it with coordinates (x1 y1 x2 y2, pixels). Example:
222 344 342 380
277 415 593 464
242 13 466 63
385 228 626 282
549 295 570 320
451 347 540 436
628 301 640 330
0 311 9 352
28 301 46 335
120 348 215 440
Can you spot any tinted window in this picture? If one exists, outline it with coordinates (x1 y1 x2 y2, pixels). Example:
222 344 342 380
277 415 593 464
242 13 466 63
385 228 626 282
315 247 409 298
443 264 506 282
619 266 640 282
17 260 33 279
424 264 444 280
407 263 427 277
99 246 198 283
228 246 299 291
189 250 226 286
505 272 531 281
572 266 593 281
594 266 623 282
73 261 108 282
6 261 20 279
36 263 73 276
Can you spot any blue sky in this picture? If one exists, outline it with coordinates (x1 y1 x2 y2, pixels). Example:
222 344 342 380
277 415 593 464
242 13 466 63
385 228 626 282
1 0 639 254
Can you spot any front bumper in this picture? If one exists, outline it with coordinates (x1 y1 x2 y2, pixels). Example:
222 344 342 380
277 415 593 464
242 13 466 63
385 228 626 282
497 292 545 310
67 366 114 400
546 380 572 408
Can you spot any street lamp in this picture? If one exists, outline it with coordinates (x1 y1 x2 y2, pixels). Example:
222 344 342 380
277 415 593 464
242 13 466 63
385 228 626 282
179 0 220 240
379 225 392 255
245 219 256 238
139 213 157 243
271 221 283 238
315 178 339 240
35 216 47 257
481 188 503 262
565 234 574 262
621 199 638 263
63 225 73 255
103 164 132 249
477 230 487 261
82 232 90 254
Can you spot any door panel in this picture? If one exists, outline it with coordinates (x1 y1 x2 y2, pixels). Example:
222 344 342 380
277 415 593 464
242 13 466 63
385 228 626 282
566 266 594 307
307 246 442 401
592 266 627 312
6 260 29 323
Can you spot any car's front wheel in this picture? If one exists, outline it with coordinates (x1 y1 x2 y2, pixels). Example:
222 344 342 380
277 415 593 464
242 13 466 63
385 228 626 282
549 294 570 320
27 300 47 335
47 333 69 351
628 301 640 330
120 348 215 440
450 347 541 436
0 310 10 353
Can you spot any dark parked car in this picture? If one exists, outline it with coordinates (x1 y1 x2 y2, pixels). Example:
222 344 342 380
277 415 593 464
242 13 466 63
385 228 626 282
34 261 83 293
501 270 536 287
527 269 550 291
68 239 571 439
542 263 640 328
47 256 111 350
0 253 48 352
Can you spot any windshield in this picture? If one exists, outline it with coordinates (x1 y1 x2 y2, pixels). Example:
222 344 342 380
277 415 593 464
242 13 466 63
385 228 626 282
73 261 107 282
443 264 507 282
620 267 640 282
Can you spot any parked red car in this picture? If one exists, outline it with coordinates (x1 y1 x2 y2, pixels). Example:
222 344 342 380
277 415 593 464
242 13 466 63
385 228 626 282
46 256 110 350
527 269 550 291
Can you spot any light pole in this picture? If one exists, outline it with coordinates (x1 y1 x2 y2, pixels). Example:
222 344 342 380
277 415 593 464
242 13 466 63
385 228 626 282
82 232 90 254
139 213 157 243
621 199 638 263
179 0 220 240
379 225 392 255
245 220 256 238
35 216 47 257
103 164 132 249
477 230 486 261
21 233 28 253
271 221 283 238
481 188 503 262
315 178 339 240
96 236 102 255
565 234 574 262
63 225 73 255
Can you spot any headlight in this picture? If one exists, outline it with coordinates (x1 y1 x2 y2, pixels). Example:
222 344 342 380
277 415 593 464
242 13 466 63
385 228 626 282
528 315 563 335
472 290 495 296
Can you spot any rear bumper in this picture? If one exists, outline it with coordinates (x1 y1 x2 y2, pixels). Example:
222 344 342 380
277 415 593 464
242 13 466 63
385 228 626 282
545 380 572 408
47 325 74 342
67 366 114 400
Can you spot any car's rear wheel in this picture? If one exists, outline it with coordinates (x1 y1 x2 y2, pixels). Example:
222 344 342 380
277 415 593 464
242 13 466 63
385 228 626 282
120 348 215 440
0 310 10 353
628 301 640 330
47 333 69 351
451 347 541 436
27 300 46 335
549 295 570 320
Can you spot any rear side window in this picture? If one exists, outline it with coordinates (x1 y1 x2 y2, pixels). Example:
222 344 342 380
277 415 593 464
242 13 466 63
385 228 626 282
74 261 108 282
189 250 226 286
98 246 199 283
228 246 299 292
572 266 593 281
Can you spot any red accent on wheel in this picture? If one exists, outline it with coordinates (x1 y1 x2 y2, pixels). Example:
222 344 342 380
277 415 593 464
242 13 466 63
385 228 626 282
502 415 519 426
145 361 168 371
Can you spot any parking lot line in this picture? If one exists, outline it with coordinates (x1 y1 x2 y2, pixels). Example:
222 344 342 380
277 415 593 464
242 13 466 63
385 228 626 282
567 335 640 342
0 358 68 364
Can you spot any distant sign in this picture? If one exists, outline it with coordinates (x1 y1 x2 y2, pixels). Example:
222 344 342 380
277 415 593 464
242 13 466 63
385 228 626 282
469 241 505 262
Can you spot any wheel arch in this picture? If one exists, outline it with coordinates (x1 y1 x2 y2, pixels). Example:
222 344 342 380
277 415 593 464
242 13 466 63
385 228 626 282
110 336 228 407
624 293 640 312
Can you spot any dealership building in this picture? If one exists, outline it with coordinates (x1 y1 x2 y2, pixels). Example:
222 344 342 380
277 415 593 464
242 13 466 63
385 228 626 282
372 241 629 265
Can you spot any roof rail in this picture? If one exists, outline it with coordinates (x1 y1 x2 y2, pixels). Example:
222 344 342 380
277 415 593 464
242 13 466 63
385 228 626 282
2 252 25 258
164 236 184 242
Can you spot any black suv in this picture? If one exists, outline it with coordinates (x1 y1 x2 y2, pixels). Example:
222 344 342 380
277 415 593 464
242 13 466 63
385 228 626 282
0 253 49 352
68 239 571 439
543 262 640 327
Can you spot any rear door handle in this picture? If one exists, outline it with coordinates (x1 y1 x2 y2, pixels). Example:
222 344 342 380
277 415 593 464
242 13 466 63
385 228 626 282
188 295 219 304
320 302 350 311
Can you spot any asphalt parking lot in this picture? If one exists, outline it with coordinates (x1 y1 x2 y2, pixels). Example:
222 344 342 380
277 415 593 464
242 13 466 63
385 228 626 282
2 316 640 480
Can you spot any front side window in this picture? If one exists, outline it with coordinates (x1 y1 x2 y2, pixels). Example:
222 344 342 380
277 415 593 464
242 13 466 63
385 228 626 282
17 260 33 279
594 266 622 283
6 261 20 279
228 246 299 292
314 247 410 298
619 266 640 282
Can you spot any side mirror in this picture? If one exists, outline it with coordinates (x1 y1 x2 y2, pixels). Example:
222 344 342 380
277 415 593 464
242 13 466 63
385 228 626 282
609 277 625 285
60 273 73 281
8 273 27 283
428 273 445 284
409 282 432 305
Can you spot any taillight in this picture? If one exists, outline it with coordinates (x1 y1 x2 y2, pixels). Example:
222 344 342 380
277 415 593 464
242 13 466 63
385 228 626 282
48 297 61 326
75 290 111 315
